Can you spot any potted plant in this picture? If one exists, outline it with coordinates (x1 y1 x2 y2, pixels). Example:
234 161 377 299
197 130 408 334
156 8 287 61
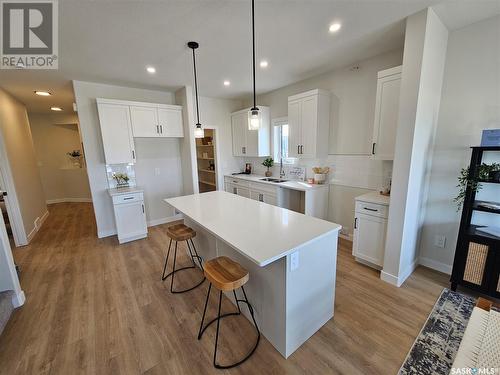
112 172 130 188
67 150 82 168
454 162 500 210
262 157 274 177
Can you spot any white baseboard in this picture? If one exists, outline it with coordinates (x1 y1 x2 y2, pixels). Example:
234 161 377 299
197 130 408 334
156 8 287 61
12 290 25 307
97 229 117 238
147 214 183 227
380 259 418 287
27 210 49 243
339 232 353 241
46 198 92 204
419 257 452 275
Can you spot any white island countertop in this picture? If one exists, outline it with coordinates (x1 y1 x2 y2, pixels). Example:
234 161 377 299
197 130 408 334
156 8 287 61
165 191 341 267
225 174 329 192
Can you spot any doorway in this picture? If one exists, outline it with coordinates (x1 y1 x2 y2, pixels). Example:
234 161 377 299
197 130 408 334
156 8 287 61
196 129 218 193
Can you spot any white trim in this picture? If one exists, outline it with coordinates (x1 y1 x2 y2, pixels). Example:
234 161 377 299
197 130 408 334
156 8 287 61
46 198 92 204
339 232 353 241
147 214 182 227
11 290 25 307
419 256 452 275
381 258 419 287
27 210 49 243
98 229 117 238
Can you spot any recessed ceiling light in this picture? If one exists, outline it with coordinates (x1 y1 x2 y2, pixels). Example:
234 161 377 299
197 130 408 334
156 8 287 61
146 66 156 74
50 107 62 111
329 23 342 33
259 60 268 68
34 91 51 96
223 80 230 86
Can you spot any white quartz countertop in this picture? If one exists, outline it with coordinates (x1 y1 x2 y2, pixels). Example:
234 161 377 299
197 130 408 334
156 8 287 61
165 191 341 267
225 174 328 192
108 186 144 197
355 191 390 206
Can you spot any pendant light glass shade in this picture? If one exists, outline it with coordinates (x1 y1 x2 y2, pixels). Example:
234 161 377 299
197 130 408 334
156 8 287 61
194 123 204 138
248 108 261 131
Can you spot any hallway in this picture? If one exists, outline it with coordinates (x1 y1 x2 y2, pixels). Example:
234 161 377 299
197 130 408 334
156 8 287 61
0 203 449 375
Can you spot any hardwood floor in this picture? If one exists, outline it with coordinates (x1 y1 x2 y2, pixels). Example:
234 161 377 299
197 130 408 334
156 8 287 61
0 203 450 374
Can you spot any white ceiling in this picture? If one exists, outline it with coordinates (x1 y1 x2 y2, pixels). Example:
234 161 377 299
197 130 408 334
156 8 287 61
0 0 498 114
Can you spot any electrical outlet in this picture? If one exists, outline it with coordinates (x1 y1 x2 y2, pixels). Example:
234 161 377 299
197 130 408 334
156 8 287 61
290 252 299 271
434 235 446 248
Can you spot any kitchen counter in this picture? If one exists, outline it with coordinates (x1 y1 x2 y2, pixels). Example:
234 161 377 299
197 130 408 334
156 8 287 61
165 191 340 266
107 186 144 197
225 174 328 192
355 191 390 206
164 190 341 357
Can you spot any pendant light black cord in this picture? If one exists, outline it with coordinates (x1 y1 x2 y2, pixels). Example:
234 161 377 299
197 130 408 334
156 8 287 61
251 0 257 111
189 42 201 125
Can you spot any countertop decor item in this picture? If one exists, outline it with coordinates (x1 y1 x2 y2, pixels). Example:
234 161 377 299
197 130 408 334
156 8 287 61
262 157 274 177
112 172 130 188
312 166 330 184
67 150 82 168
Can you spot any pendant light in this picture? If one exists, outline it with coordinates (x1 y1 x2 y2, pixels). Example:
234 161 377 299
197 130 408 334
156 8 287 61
248 0 261 131
188 41 204 139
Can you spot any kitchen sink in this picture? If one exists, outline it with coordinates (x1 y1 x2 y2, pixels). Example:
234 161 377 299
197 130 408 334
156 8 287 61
260 178 288 183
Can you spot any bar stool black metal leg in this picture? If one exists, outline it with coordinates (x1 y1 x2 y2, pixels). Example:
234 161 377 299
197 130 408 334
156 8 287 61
170 241 179 293
161 238 173 281
189 238 204 270
233 291 241 314
185 240 197 267
213 290 223 368
241 285 260 337
198 283 212 339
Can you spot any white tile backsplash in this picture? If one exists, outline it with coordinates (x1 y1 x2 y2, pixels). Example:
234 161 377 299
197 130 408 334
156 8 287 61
106 163 137 188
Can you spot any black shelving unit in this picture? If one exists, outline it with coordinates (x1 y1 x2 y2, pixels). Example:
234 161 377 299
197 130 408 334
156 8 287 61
451 146 500 298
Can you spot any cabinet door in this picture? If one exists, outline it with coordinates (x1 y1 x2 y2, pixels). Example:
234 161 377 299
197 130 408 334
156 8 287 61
353 213 387 267
130 105 159 137
288 100 301 158
114 201 147 243
236 187 250 198
97 102 136 164
158 107 184 137
372 74 401 160
299 95 318 158
250 190 277 206
225 182 236 194
232 112 247 156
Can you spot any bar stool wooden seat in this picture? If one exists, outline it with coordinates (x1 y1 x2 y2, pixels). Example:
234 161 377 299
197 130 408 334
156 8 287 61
161 223 205 293
198 256 260 369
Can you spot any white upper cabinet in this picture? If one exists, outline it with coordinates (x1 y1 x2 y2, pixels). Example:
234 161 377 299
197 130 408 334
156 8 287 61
130 103 184 138
287 89 330 158
231 106 270 157
96 99 136 165
130 105 159 137
371 66 401 160
157 106 183 137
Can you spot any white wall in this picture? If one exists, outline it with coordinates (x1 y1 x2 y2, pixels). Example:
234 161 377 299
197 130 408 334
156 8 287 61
419 15 500 274
382 8 448 286
0 88 48 244
73 81 181 237
239 49 402 236
28 112 92 204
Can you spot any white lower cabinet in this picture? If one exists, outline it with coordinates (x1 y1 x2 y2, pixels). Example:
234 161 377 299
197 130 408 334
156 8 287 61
353 199 388 268
111 192 147 244
224 177 279 206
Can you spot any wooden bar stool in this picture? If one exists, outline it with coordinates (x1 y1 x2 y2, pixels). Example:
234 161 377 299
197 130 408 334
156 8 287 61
161 223 205 293
197 256 260 369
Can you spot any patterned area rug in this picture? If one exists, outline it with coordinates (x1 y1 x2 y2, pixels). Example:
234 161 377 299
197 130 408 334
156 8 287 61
399 288 476 375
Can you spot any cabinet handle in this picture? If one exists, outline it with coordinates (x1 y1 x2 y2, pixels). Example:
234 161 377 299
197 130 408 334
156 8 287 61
233 187 237 194
300 145 303 154
363 207 378 212
124 197 134 200
372 143 376 155
354 217 358 229
259 193 264 202
132 150 135 159
297 145 300 155
142 204 145 213
242 147 246 154
160 125 163 134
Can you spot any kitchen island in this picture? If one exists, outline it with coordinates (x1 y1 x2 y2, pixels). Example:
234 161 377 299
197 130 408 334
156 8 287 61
164 191 341 358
